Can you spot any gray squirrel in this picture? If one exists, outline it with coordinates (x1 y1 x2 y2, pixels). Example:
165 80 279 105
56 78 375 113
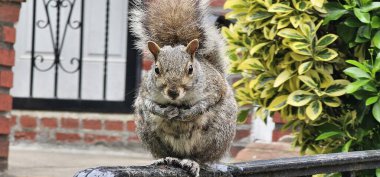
130 0 237 176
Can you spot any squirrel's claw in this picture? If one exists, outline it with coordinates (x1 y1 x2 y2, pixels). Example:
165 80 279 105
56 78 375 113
180 159 200 177
152 157 200 177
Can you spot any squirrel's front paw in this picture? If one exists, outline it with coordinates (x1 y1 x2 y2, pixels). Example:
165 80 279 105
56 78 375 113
175 108 192 121
180 159 200 177
153 157 200 177
164 106 179 119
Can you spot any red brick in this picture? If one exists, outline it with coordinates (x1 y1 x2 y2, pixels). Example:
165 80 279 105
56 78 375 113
20 115 36 128
84 134 121 144
9 116 16 127
0 48 15 67
105 120 123 131
0 3 21 23
273 112 286 124
14 131 36 141
142 59 153 71
0 70 13 88
0 94 12 112
127 134 140 143
0 117 9 134
210 0 225 7
234 129 250 141
0 139 9 158
41 117 57 128
82 119 101 130
272 130 291 142
56 132 81 142
1 26 15 43
126 120 136 132
61 118 79 129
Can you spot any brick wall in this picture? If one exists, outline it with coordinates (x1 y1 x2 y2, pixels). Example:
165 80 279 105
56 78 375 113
10 111 139 147
272 112 291 142
0 0 24 171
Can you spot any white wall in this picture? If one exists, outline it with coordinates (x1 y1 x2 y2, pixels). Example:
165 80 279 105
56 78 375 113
12 0 128 101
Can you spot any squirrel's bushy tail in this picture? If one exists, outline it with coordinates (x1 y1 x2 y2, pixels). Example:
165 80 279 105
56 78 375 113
130 0 227 73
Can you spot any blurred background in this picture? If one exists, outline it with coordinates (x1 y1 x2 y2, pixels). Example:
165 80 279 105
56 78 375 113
0 0 297 176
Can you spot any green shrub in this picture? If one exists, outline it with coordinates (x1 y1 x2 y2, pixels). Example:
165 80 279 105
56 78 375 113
223 0 380 162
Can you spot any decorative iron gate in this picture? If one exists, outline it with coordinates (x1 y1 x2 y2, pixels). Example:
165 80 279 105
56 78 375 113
13 0 140 113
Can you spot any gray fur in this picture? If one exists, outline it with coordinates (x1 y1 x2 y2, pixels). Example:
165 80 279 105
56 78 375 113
131 1 237 176
129 0 227 73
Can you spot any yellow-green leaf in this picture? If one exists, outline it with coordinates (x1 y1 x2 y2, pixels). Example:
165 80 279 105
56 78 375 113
267 95 288 111
294 1 311 11
224 0 247 9
274 70 292 87
309 70 321 83
314 89 326 97
311 0 324 8
290 52 310 61
260 87 276 98
290 16 302 28
268 3 294 13
233 78 246 88
247 11 273 22
289 42 312 56
299 23 312 39
306 100 323 120
263 26 277 40
225 9 248 19
277 18 290 29
222 26 240 40
298 61 313 75
299 75 318 89
316 131 341 141
238 58 265 71
322 97 341 107
250 42 269 55
257 74 275 87
278 28 305 40
315 48 338 61
325 80 350 97
319 72 334 88
317 34 338 48
287 90 315 107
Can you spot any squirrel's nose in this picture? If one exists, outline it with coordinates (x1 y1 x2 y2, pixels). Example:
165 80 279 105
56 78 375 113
167 88 179 100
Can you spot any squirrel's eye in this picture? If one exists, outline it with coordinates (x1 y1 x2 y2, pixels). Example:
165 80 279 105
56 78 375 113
154 66 160 75
188 65 193 75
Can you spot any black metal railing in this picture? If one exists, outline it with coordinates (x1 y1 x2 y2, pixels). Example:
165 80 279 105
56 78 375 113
229 150 380 177
74 150 380 177
13 0 140 113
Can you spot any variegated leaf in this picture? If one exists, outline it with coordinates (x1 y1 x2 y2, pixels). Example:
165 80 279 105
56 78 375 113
306 100 323 120
287 90 315 107
325 80 350 97
267 95 289 111
298 61 313 75
299 75 318 89
322 97 341 107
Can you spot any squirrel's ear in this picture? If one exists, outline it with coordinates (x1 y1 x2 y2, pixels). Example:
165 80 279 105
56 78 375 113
186 39 199 57
147 41 160 60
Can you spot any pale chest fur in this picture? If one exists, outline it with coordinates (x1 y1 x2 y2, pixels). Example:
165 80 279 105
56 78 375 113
151 113 209 155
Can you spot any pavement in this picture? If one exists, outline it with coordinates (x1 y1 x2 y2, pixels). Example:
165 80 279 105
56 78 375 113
0 142 298 177
234 142 299 162
1 144 154 177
